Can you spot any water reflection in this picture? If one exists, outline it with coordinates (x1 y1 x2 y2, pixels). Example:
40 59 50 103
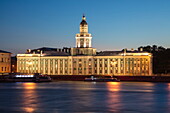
21 83 38 113
65 82 96 112
1 82 170 112
168 83 170 91
167 83 170 111
23 82 36 89
106 82 122 112
106 82 120 92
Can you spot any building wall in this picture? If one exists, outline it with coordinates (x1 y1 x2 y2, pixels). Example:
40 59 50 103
0 53 11 74
17 55 71 75
93 55 152 76
16 16 152 76
17 53 152 76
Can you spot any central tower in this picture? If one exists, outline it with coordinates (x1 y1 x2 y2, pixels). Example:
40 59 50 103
75 15 92 48
71 15 96 56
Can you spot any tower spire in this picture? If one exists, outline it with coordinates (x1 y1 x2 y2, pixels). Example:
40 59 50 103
75 15 92 48
82 14 86 20
72 15 96 56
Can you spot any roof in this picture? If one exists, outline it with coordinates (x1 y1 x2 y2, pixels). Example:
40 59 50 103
80 15 87 25
44 51 70 56
0 50 11 53
25 47 71 56
31 47 58 52
96 50 149 56
80 20 87 25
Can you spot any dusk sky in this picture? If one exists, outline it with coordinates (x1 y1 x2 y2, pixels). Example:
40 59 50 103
0 0 170 55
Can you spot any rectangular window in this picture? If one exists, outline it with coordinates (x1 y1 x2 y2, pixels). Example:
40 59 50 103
100 70 102 73
60 70 62 74
105 70 107 73
110 70 113 73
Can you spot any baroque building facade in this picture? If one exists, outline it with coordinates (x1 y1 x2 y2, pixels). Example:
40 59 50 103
0 50 11 75
17 16 152 76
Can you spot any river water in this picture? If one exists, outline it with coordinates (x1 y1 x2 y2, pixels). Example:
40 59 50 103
0 81 170 113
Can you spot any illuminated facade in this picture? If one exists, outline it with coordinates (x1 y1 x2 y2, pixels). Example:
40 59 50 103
17 15 152 76
0 50 11 74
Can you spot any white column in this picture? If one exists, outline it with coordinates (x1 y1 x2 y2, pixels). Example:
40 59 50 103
53 59 55 75
97 59 99 75
82 58 84 75
43 59 45 74
102 59 104 75
48 59 50 75
107 58 110 75
84 38 86 47
57 59 60 75
91 57 94 75
118 58 120 75
63 59 65 75
89 39 91 47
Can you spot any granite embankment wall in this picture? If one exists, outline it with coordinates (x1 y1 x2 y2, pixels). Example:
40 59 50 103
1 75 170 82
50 75 170 82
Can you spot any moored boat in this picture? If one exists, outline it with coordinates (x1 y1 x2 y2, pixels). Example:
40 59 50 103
5 73 52 82
85 76 120 82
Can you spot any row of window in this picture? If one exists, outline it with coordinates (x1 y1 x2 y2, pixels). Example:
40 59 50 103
94 58 149 61
0 67 10 72
0 58 10 62
94 69 149 74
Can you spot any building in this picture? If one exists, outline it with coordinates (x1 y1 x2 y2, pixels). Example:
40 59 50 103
153 48 170 74
17 15 152 76
0 50 11 75
138 45 170 74
11 56 17 73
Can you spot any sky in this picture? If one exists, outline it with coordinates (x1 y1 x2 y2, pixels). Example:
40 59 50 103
0 0 170 55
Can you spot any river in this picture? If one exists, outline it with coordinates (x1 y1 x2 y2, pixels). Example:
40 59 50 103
0 81 170 113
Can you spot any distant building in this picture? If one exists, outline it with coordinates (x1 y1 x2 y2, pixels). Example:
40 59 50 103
11 56 17 73
0 50 11 74
153 48 170 74
138 45 170 74
17 15 152 76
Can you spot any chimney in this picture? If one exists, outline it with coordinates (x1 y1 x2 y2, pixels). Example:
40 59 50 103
131 48 134 51
140 48 143 51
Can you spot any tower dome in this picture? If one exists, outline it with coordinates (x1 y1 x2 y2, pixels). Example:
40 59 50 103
72 15 96 56
80 15 87 26
75 15 92 48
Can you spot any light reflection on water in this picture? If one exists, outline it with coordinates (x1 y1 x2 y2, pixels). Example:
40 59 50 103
167 83 170 111
21 83 37 113
0 82 170 113
106 82 121 112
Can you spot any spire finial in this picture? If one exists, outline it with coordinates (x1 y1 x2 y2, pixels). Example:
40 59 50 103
82 14 86 20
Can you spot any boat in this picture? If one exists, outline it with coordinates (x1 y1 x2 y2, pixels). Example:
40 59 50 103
5 73 52 82
84 76 120 82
